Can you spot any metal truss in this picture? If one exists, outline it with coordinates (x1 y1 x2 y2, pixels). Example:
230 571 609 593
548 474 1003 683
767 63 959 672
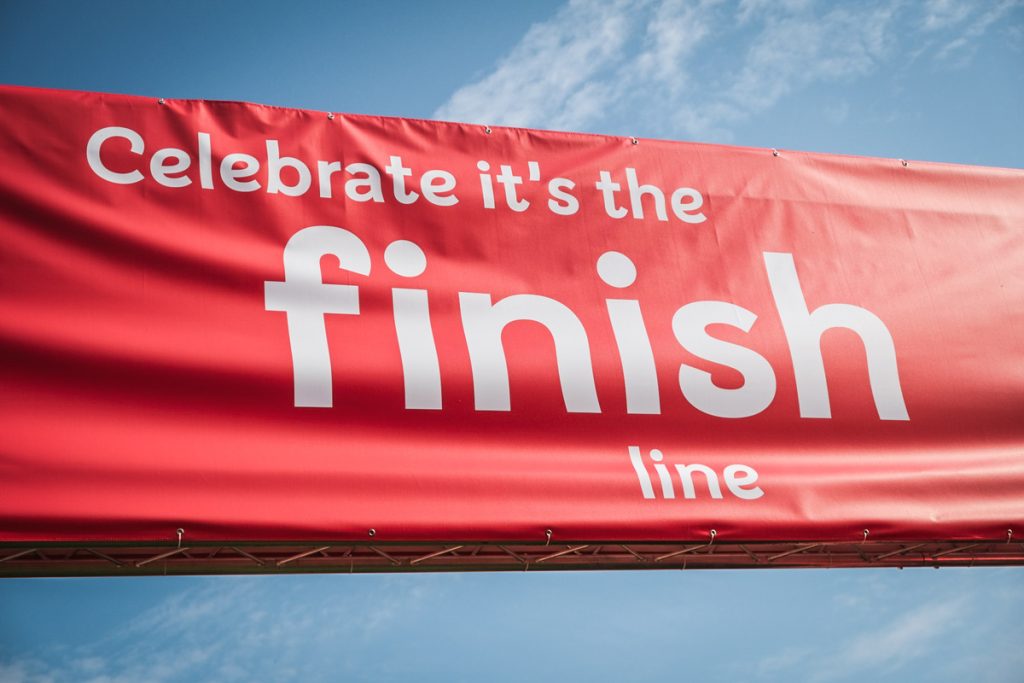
2 538 1022 577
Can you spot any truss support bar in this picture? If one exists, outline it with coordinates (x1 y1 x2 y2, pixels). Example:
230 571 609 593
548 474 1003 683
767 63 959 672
738 545 762 564
229 546 266 566
277 546 331 566
369 546 402 566
136 547 190 567
767 543 821 562
496 545 527 565
654 544 706 562
619 545 649 562
535 545 590 564
873 543 929 561
410 545 464 565
931 543 983 559
85 548 124 567
2 539 1023 576
0 549 38 563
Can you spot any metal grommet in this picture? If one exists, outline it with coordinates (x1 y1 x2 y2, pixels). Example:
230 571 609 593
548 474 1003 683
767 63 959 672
900 159 908 167
327 112 335 120
484 126 492 134
368 528 376 537
630 137 639 145
771 148 780 157
158 98 166 105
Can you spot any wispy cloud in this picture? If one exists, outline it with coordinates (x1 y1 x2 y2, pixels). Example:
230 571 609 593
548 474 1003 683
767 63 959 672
434 0 1016 142
434 0 721 134
433 0 640 131
813 598 967 682
4 570 1023 683
750 596 968 682
755 645 812 678
933 0 1022 63
0 577 441 683
750 581 1024 683
921 0 974 32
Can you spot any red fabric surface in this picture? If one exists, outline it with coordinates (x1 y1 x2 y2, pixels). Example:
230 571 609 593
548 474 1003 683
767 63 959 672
1 85 1022 543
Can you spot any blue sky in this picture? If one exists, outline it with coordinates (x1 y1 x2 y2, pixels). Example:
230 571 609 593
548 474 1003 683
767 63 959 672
1 1 1022 681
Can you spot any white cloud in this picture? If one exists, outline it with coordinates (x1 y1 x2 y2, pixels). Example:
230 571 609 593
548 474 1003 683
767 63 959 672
434 0 1014 142
433 0 640 130
935 0 1022 63
750 595 972 683
817 598 967 680
921 0 974 32
737 0 813 24
0 577 441 683
0 661 52 683
755 646 812 677
434 0 721 133
717 5 894 117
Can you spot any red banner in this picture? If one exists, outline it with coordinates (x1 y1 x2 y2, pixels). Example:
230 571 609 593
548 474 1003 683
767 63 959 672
1 85 1022 545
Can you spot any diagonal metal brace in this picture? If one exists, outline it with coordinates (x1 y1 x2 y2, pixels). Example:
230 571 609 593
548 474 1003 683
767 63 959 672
535 545 590 563
136 547 191 567
0 549 40 563
410 545 464 565
619 545 649 562
84 548 124 567
228 546 266 566
767 543 822 562
276 546 331 567
654 544 707 562
873 543 929 561
368 546 402 566
931 543 983 559
496 545 528 564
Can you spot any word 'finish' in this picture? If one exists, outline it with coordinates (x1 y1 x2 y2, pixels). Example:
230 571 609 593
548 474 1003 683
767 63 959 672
264 226 909 421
